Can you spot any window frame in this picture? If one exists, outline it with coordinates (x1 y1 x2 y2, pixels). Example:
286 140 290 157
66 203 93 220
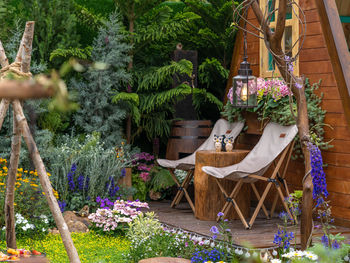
259 0 300 78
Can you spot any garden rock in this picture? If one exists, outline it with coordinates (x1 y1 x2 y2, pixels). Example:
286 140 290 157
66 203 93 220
139 257 191 263
63 211 91 233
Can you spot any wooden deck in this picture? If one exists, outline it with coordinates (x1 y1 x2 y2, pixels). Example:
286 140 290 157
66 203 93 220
149 201 350 248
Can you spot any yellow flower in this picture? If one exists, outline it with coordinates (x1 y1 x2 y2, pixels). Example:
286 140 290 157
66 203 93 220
24 170 28 173
17 168 23 172
47 172 51 176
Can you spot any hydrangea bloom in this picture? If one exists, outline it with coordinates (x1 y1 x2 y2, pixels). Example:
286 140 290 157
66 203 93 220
89 199 149 231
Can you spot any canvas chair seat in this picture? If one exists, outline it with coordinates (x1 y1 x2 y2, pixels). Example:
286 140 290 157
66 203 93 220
202 122 298 229
157 119 244 213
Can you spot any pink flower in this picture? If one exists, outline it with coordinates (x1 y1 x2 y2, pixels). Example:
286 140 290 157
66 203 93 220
140 172 150 182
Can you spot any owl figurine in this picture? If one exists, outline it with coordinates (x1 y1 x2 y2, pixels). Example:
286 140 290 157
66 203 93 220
225 137 234 152
213 134 222 152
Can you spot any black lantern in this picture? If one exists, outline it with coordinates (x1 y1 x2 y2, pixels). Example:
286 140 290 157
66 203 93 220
231 58 257 108
231 7 257 108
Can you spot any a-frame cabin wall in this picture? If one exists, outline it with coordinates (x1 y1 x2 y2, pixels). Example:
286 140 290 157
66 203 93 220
226 0 350 226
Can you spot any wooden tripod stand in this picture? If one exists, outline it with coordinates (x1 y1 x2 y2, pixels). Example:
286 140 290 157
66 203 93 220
0 22 80 263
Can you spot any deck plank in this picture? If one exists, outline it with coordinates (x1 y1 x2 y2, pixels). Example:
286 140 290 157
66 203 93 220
149 201 350 248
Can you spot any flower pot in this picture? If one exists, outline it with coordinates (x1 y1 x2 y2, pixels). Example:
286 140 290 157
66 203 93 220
243 111 267 135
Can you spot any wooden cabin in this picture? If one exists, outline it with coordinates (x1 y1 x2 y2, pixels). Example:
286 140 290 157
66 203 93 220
225 0 350 226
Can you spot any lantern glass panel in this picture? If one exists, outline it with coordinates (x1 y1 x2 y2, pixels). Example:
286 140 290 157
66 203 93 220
232 75 257 108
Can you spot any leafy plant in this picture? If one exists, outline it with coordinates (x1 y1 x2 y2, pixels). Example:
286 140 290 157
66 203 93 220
223 78 330 158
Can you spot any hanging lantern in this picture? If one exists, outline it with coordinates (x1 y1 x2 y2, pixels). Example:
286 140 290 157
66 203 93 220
231 58 257 108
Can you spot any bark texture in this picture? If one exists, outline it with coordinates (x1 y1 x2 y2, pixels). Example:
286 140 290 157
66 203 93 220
5 113 21 248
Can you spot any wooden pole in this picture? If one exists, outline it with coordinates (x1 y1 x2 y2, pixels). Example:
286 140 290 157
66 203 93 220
250 1 313 249
13 101 81 263
0 40 10 130
5 113 21 248
0 79 54 99
5 21 34 248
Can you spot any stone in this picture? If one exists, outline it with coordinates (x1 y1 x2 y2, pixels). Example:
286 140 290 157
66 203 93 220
138 257 191 263
63 211 91 233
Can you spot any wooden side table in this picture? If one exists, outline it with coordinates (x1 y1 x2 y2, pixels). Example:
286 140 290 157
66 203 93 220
194 150 250 221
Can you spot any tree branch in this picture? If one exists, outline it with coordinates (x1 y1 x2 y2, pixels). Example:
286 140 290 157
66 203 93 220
20 21 35 73
0 79 54 99
274 0 287 41
0 41 9 68
251 0 273 40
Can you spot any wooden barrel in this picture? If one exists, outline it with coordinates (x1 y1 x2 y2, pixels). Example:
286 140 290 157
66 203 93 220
165 120 212 160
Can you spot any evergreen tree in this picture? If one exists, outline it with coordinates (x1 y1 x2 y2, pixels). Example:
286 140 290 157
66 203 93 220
73 13 131 147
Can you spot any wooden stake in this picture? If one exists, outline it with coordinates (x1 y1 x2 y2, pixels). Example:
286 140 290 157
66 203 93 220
5 113 21 248
13 101 81 263
0 40 10 131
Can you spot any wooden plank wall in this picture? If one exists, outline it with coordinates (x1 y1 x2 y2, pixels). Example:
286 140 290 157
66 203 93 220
228 0 350 226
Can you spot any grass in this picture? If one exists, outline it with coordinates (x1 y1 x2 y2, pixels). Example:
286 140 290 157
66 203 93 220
0 231 130 263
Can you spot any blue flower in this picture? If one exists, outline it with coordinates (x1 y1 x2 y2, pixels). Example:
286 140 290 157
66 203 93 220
332 240 340 249
217 212 224 217
67 172 75 191
71 163 77 172
321 234 329 247
77 175 85 191
58 200 66 213
210 226 219 234
121 168 126 177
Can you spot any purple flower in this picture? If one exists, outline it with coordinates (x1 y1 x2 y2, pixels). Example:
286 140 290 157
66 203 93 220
71 163 77 172
77 175 85 191
217 212 224 217
307 143 329 200
67 172 75 191
295 82 302 89
210 226 219 234
58 200 66 213
121 168 126 177
332 240 340 249
96 196 101 203
321 234 329 247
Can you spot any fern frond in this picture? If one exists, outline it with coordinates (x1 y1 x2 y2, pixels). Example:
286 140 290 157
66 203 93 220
112 92 139 106
135 11 200 43
198 58 229 87
149 166 175 192
192 89 223 111
73 2 104 30
138 59 193 91
50 46 93 61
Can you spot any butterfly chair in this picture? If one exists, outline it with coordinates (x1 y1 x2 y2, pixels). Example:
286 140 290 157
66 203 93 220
157 119 244 213
202 122 298 229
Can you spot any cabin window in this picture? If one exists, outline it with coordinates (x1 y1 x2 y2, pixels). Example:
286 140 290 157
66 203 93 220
259 0 300 78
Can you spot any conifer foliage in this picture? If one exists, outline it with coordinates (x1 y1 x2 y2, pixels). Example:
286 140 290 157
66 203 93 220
73 13 131 147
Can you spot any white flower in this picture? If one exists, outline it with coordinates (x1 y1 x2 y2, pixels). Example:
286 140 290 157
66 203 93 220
271 259 281 263
2 226 5 230
304 251 318 261
272 250 277 256
42 228 46 232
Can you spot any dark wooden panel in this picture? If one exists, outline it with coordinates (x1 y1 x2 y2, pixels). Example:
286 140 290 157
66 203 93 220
313 86 340 99
301 0 317 11
327 179 350 194
324 126 350 140
305 21 323 36
321 99 345 113
304 9 320 23
324 113 348 127
324 165 350 181
300 60 333 74
328 192 350 208
302 34 326 49
322 152 350 167
332 206 350 221
299 48 330 62
323 140 350 154
307 73 336 87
